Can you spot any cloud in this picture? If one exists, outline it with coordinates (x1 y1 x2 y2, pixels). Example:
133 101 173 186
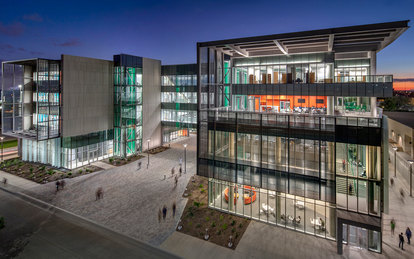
0 22 24 36
23 13 43 22
54 38 81 47
0 44 43 56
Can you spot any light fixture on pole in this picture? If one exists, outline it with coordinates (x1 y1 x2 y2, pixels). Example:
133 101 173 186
408 160 414 197
0 137 4 162
147 139 151 168
183 143 188 174
392 146 398 177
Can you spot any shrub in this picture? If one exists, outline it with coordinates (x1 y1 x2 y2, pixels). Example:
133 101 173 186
47 169 54 175
68 172 72 176
217 230 221 235
199 184 203 188
127 158 131 161
40 165 46 171
219 215 224 221
78 169 83 174
200 189 205 193
231 220 236 226
221 223 228 230
188 222 192 226
239 223 243 228
205 217 210 222
232 228 236 233
235 232 239 239
196 223 201 228
211 222 216 227
109 158 114 163
193 201 201 208
29 167 34 173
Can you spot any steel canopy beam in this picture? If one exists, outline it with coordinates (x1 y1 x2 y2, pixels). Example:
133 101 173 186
328 34 334 52
273 40 288 55
225 44 249 57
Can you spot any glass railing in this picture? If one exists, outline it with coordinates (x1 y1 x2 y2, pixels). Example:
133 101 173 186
228 71 393 85
204 107 381 130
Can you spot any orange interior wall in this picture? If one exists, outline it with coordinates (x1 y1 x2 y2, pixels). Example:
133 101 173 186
250 95 327 111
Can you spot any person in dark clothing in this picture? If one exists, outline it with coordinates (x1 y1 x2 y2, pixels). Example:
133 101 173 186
56 181 60 192
172 202 176 217
162 205 167 220
406 227 412 244
399 233 404 250
348 183 353 194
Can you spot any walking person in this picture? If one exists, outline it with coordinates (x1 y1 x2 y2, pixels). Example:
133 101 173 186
406 227 412 244
56 180 60 192
172 202 176 218
2 177 7 186
342 159 346 173
348 183 353 195
391 218 396 236
179 166 182 177
96 187 103 200
179 157 182 167
171 167 175 177
162 205 167 220
174 175 178 188
137 161 142 171
399 232 405 250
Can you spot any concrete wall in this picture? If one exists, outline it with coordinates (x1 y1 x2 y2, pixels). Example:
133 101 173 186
61 55 113 137
142 58 161 150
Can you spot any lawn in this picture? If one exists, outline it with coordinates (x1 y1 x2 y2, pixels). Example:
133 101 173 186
1 140 17 149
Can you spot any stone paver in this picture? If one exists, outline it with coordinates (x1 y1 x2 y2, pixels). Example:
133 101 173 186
23 135 196 246
92 160 116 170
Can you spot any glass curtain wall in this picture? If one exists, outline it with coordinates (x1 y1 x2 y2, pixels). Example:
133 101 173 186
61 129 114 169
22 138 61 167
114 55 143 157
2 63 23 135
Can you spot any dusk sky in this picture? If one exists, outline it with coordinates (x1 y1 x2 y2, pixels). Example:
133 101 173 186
0 0 413 83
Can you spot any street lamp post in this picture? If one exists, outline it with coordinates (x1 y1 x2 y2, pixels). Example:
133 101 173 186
183 144 187 174
0 137 4 162
408 160 414 197
393 147 398 177
147 139 151 168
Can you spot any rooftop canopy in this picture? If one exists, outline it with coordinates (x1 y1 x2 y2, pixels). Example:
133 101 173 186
198 20 410 58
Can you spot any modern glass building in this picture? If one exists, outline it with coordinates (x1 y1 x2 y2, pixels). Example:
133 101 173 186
196 20 409 254
2 54 161 169
161 64 197 143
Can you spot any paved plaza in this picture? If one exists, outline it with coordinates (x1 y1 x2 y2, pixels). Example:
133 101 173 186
21 135 196 246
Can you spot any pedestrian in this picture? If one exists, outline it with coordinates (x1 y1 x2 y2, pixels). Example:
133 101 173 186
158 208 162 223
56 180 60 192
96 187 103 200
179 157 183 167
2 177 7 186
390 178 394 186
342 159 346 172
406 227 412 244
162 205 167 220
399 232 404 250
137 161 142 170
171 167 175 177
391 218 395 235
174 175 178 188
348 183 353 194
179 166 182 177
172 202 176 217
400 188 405 202
60 179 66 190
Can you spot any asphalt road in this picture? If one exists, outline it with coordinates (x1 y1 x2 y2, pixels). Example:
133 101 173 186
0 188 180 259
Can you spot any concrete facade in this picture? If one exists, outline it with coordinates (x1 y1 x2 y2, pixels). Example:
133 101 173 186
142 58 162 150
61 55 113 137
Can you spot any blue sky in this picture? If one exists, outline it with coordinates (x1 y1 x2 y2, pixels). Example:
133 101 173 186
0 0 413 78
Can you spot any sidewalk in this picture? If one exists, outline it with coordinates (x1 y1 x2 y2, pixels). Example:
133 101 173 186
0 170 40 192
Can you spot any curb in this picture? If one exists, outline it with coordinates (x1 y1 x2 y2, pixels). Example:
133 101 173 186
0 185 181 259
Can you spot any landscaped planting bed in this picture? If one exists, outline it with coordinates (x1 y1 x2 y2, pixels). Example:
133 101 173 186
178 175 250 249
0 158 102 184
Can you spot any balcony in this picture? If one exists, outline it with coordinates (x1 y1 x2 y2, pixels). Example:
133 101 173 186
225 75 393 97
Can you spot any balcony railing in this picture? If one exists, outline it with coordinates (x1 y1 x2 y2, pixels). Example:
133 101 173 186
227 72 393 85
202 107 382 130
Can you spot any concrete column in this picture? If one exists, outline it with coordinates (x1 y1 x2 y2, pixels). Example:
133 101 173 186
229 184 234 211
328 142 335 174
370 51 377 76
327 96 334 115
337 219 343 254
277 137 282 163
229 132 235 158
370 97 377 117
